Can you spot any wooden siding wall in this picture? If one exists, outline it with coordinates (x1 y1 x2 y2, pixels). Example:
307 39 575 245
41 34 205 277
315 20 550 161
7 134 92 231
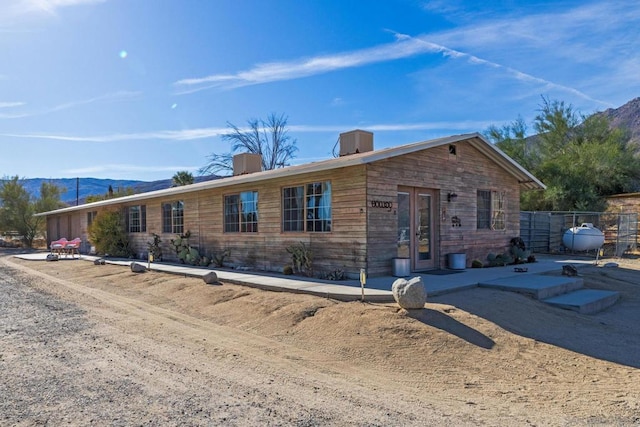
61 167 369 277
607 196 640 215
366 143 521 274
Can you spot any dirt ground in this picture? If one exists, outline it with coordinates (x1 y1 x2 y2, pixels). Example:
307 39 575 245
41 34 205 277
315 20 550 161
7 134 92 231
1 250 639 426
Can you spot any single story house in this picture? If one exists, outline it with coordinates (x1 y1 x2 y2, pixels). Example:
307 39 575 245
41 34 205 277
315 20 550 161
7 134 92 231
38 131 545 277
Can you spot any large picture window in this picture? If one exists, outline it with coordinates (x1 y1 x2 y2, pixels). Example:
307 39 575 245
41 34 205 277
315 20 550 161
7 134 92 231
282 181 331 232
126 205 146 233
162 201 184 234
477 190 506 230
224 191 258 233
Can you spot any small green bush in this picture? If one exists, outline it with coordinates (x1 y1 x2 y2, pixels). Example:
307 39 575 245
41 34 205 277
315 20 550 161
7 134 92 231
88 210 131 257
282 265 293 275
471 259 484 268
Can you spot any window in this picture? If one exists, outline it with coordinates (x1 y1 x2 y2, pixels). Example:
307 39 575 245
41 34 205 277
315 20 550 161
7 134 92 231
87 211 97 228
477 190 506 230
492 191 506 230
224 191 258 233
282 181 331 232
282 186 304 232
162 201 184 234
126 205 146 233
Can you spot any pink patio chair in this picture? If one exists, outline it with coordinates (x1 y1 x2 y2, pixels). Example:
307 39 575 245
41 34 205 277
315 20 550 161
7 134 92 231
64 238 82 258
50 238 68 256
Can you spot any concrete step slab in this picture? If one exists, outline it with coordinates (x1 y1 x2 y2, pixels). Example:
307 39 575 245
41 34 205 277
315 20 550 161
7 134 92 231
478 274 583 300
543 289 620 314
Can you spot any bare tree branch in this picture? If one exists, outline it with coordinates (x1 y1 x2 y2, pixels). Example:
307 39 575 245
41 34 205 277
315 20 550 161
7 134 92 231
199 113 297 175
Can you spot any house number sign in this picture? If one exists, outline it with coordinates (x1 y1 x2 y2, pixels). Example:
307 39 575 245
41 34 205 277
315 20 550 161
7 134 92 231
370 200 393 211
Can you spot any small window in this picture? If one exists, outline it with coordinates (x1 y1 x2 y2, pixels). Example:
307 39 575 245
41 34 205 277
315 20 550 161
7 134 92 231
87 211 97 227
224 191 258 233
477 190 505 230
126 205 146 233
282 186 304 232
162 201 184 234
306 182 332 232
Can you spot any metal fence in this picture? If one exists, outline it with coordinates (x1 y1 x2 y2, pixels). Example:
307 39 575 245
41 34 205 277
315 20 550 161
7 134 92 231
520 211 639 256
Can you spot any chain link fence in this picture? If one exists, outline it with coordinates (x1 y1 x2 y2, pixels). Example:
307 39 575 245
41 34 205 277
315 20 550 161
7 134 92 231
520 211 638 257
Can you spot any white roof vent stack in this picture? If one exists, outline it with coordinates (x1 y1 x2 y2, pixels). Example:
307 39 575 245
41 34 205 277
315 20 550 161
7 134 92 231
339 130 374 156
233 153 263 176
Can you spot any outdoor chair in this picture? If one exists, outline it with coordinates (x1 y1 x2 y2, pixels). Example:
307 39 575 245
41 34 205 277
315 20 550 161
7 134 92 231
64 238 82 258
50 238 68 256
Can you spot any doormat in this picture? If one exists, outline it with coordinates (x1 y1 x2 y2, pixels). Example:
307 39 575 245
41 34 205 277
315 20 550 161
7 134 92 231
423 269 464 275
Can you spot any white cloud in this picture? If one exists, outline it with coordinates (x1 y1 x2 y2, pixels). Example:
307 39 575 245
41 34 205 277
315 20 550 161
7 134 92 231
0 91 141 120
1 120 497 143
173 21 609 107
0 102 26 108
174 36 444 93
0 126 229 142
10 0 106 16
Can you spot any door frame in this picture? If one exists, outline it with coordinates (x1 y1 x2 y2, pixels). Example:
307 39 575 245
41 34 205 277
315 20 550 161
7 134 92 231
397 186 439 271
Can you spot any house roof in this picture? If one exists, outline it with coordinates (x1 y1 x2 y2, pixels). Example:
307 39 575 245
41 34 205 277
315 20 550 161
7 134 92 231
36 132 545 217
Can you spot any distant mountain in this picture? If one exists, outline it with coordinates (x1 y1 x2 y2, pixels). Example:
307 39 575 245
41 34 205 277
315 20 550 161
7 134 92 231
596 97 640 145
20 175 221 205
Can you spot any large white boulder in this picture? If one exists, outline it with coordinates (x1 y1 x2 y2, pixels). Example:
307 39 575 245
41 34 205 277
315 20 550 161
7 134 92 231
392 276 427 309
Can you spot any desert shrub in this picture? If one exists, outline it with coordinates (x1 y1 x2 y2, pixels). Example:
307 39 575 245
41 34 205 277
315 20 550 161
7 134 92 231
146 233 163 261
88 210 131 257
471 259 484 268
170 231 202 265
286 241 313 276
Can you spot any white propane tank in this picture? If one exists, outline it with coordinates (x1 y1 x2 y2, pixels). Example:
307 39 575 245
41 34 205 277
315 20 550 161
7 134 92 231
562 223 605 251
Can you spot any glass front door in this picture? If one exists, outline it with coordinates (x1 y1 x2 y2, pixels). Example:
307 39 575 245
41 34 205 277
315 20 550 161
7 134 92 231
416 193 432 263
397 188 436 271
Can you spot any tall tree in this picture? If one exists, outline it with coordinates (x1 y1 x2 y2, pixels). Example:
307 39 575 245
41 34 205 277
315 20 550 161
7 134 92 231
487 97 640 211
171 171 194 187
0 177 64 248
485 115 537 171
199 113 298 175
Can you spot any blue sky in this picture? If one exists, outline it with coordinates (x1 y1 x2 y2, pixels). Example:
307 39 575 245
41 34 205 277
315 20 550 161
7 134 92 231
1 0 639 181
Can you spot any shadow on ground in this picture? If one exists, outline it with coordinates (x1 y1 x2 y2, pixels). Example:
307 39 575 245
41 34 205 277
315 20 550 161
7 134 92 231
432 264 640 368
407 308 495 349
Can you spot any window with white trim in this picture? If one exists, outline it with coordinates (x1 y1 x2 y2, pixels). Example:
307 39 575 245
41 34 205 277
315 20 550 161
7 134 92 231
162 201 184 234
126 205 146 233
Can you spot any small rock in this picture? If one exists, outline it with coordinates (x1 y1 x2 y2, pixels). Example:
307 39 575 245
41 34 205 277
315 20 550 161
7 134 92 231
202 271 220 285
392 276 427 309
46 254 59 262
130 262 147 273
603 262 619 268
94 259 106 265
562 264 578 276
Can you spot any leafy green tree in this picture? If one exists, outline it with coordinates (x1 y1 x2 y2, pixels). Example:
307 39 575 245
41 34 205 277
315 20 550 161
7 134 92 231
88 209 131 257
0 177 65 247
485 115 537 171
487 97 640 211
171 171 194 187
200 113 298 175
